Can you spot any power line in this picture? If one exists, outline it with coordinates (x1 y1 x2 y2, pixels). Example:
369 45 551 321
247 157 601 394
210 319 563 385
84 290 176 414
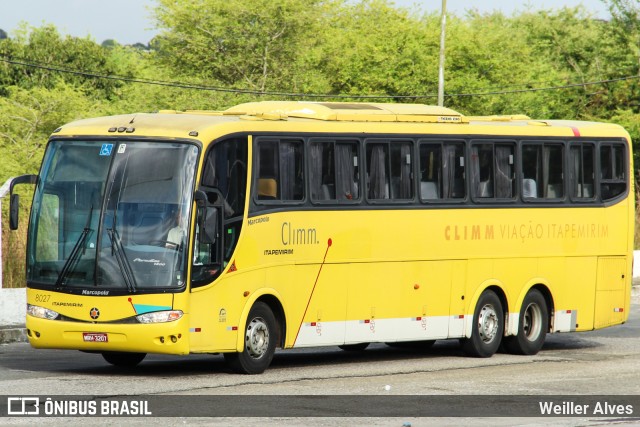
449 75 640 97
0 57 416 100
1 56 638 100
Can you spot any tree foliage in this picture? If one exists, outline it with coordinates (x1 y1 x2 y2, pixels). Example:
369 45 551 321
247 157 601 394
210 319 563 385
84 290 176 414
0 25 131 100
152 0 332 93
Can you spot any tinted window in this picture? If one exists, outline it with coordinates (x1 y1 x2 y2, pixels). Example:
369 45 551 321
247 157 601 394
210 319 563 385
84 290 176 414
471 142 515 199
256 139 304 202
521 143 564 199
309 140 360 202
419 142 466 200
600 143 626 200
569 143 595 199
366 141 413 200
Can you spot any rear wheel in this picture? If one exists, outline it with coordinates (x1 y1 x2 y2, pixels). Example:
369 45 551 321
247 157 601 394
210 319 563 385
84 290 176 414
461 290 504 358
504 289 548 355
102 351 146 367
224 302 277 374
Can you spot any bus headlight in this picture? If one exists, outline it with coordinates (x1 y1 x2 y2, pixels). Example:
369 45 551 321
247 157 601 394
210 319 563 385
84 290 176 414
136 310 183 324
27 304 60 320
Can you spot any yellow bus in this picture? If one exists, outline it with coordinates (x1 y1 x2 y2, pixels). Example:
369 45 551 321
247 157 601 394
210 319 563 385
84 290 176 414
10 101 634 374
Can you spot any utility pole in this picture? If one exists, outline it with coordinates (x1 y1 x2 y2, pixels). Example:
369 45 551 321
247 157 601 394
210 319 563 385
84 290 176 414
438 0 447 107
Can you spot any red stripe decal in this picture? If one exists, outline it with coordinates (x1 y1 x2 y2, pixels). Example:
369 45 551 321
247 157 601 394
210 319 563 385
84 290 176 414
294 238 333 346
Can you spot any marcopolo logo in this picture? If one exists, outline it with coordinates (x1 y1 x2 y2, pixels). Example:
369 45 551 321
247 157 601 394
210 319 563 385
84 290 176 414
7 397 40 415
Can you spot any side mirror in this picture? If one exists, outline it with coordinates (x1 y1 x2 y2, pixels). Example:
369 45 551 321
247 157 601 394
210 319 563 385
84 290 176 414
9 194 20 230
199 207 219 244
193 190 208 205
7 174 38 231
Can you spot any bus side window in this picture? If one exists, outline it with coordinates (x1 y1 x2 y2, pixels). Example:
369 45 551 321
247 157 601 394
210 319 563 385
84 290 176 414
600 143 626 200
419 144 441 199
366 141 413 200
191 207 217 287
390 142 413 199
256 139 305 202
419 141 465 201
367 143 390 199
472 142 515 200
309 140 359 202
569 143 595 199
521 143 563 199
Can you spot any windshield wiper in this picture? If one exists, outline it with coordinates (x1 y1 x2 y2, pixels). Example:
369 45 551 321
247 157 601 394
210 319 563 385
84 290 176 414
106 216 138 293
55 205 93 288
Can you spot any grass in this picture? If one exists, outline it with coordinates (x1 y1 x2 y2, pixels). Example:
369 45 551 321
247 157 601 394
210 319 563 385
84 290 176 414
1 214 27 288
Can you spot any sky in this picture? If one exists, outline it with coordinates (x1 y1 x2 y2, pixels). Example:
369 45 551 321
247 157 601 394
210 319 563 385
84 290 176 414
0 0 612 45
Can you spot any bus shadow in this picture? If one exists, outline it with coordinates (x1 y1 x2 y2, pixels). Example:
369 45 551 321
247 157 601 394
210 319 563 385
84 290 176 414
539 333 603 352
6 333 603 377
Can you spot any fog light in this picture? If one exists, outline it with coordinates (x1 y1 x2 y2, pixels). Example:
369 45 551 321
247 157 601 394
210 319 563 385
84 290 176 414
170 335 178 343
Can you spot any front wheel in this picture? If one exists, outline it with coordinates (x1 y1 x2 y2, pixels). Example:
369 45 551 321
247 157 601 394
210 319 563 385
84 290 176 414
461 290 504 358
503 289 548 355
102 351 146 367
224 302 277 374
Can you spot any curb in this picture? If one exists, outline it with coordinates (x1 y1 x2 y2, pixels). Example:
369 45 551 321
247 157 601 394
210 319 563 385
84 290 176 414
0 326 27 344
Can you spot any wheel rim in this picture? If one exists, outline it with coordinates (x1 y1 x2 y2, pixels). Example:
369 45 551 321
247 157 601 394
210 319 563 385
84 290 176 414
245 317 270 359
522 302 542 341
477 303 499 344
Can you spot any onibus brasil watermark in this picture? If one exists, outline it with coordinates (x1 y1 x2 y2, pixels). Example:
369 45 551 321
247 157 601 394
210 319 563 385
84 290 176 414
7 397 151 416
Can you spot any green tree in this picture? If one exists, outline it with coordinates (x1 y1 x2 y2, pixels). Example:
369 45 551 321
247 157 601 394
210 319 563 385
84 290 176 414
152 0 333 94
0 24 130 100
317 0 439 100
0 83 100 177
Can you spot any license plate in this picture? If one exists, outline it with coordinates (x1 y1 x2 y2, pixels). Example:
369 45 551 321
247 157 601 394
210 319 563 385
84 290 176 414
83 332 108 343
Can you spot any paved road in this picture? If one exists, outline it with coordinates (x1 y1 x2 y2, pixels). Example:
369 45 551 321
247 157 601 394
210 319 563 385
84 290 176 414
1 303 639 426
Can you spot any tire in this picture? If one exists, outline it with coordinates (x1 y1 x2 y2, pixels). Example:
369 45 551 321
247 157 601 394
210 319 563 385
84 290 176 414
338 343 369 351
504 289 548 355
386 340 436 350
224 302 277 374
102 351 146 367
461 290 504 358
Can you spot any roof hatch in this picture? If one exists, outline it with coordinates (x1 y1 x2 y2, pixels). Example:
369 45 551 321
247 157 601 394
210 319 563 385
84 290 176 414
224 101 466 123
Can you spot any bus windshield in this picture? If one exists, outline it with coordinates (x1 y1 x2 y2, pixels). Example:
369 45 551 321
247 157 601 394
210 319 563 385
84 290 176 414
27 140 199 292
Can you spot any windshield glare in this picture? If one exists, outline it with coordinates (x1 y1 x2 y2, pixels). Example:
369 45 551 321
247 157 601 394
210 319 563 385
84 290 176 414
27 140 198 291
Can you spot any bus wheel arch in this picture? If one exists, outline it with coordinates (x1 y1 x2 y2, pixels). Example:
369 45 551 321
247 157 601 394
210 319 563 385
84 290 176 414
462 285 507 358
504 285 552 355
254 294 286 349
224 292 286 374
225 300 279 374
